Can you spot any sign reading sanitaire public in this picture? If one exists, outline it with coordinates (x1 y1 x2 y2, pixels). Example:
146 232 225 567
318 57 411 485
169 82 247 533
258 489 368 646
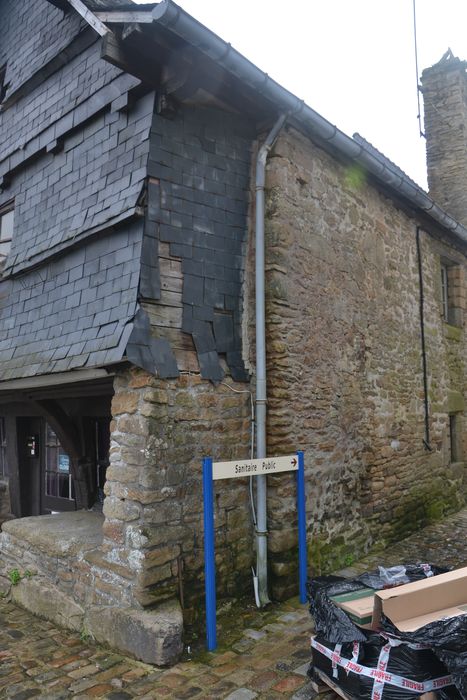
212 455 298 481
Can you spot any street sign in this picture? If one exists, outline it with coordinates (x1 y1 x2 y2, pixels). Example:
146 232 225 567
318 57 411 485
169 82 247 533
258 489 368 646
212 454 298 481
202 451 307 652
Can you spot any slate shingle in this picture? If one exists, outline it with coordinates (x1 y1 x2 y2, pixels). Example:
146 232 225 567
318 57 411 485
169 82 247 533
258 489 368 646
0 223 143 380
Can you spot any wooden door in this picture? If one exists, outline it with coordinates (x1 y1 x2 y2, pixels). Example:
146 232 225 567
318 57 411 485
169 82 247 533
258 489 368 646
16 417 42 516
42 422 76 513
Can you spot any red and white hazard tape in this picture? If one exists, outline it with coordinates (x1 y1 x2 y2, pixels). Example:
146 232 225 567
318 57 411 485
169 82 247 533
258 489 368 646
311 637 453 699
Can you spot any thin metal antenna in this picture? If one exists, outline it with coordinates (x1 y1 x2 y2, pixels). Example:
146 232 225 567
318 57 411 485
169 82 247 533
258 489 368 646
413 0 425 138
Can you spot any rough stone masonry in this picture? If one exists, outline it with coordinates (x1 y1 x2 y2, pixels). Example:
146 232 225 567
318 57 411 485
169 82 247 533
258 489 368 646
249 124 467 597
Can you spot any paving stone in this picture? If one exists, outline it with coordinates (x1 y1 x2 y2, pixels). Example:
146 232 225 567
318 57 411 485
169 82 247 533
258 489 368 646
290 681 318 699
243 628 266 640
8 691 42 700
0 509 467 698
225 669 256 685
231 638 254 653
174 686 203 699
272 675 307 693
275 661 294 672
292 662 310 677
250 670 280 691
278 612 303 623
84 684 114 697
224 689 258 700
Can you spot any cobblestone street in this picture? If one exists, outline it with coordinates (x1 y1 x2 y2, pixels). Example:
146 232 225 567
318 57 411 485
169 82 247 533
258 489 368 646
1 507 467 699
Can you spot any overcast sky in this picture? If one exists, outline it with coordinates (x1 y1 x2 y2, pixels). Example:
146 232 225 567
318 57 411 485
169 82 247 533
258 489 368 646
137 1 467 189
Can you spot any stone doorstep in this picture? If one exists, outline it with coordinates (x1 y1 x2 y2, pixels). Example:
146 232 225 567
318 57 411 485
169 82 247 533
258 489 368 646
1 510 104 557
85 600 184 666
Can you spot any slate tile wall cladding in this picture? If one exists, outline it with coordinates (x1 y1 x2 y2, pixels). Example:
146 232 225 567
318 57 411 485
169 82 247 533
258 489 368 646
0 39 123 165
146 106 254 382
1 86 153 274
0 222 143 380
0 0 86 99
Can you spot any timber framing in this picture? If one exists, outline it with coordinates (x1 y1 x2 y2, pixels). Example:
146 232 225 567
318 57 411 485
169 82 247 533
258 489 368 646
94 11 153 23
66 0 110 36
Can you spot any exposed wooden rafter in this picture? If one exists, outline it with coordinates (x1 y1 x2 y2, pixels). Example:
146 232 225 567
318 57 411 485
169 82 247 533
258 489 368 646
101 31 160 86
94 11 153 24
67 0 110 36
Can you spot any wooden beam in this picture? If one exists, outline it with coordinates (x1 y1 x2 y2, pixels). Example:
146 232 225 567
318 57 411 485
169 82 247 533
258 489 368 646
4 415 21 517
67 0 110 36
101 31 159 86
0 369 112 393
94 11 153 24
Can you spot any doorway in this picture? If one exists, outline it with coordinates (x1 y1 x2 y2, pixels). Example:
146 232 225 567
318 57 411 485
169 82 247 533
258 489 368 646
17 418 76 515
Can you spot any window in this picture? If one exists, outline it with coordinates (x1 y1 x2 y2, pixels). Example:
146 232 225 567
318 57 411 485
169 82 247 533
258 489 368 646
45 424 75 501
440 260 464 326
0 418 6 477
0 202 14 266
441 264 449 322
449 414 463 463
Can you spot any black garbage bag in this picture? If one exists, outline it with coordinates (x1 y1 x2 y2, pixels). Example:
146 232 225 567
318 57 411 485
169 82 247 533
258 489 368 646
307 564 467 698
307 575 367 643
382 614 467 699
310 632 461 700
307 564 451 643
357 563 449 590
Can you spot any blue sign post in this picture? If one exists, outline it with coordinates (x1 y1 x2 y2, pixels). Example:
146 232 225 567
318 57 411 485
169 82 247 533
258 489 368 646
296 450 307 604
202 451 307 651
202 456 217 651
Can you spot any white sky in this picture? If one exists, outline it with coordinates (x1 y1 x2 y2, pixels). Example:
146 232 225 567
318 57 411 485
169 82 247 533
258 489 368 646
137 1 467 189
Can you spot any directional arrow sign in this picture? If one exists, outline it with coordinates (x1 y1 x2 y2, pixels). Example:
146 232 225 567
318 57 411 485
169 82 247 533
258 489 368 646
212 455 299 481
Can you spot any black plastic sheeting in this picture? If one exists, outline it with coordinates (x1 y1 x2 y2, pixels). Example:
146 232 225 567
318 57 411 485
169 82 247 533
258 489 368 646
382 615 467 698
307 564 467 699
311 632 460 700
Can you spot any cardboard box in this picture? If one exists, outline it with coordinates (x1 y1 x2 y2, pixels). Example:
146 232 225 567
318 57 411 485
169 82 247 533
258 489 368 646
330 587 375 626
372 566 467 632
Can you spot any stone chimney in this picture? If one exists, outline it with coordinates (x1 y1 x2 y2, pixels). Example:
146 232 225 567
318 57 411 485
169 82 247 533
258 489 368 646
421 50 467 226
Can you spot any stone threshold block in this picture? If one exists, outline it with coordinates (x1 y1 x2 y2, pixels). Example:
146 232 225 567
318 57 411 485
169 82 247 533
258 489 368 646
86 601 183 666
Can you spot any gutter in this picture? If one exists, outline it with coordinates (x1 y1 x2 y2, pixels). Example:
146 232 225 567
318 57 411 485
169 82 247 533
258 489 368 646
151 0 467 248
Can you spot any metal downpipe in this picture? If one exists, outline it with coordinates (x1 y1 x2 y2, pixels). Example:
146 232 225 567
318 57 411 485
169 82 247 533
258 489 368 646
255 114 287 607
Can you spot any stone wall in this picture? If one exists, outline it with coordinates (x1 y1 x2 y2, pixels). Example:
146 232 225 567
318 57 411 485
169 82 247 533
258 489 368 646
104 367 252 625
0 363 252 658
253 127 467 596
0 511 183 665
422 53 467 227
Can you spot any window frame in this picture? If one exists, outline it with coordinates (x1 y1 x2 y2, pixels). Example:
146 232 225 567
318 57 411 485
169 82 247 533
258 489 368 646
440 263 449 322
440 258 464 327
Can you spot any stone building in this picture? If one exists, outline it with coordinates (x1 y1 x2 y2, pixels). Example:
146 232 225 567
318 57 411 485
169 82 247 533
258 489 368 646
0 0 466 663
